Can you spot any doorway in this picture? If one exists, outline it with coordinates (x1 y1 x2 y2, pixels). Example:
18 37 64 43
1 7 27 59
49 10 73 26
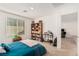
61 12 77 55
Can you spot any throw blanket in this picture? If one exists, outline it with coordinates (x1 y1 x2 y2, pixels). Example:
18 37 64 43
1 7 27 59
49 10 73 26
20 39 43 47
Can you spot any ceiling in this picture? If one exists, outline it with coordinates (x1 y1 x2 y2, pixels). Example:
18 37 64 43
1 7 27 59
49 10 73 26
0 3 64 19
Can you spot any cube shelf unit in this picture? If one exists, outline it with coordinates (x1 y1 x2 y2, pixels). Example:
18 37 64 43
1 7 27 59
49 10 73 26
31 20 43 42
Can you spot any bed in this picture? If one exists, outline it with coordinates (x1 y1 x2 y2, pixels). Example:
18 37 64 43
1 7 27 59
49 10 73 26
0 39 47 56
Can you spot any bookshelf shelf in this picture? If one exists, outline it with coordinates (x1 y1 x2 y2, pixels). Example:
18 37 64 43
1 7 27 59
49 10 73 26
31 20 43 42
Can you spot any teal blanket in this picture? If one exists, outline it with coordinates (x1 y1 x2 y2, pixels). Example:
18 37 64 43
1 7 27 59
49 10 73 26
0 42 46 56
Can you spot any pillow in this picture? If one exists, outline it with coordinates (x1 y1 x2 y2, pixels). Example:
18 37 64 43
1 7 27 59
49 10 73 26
0 47 6 53
1 43 10 52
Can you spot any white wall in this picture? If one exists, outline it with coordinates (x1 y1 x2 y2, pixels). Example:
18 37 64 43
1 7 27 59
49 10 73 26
0 14 6 43
62 21 77 36
35 16 58 36
61 13 77 37
25 19 32 39
0 10 33 43
77 11 79 56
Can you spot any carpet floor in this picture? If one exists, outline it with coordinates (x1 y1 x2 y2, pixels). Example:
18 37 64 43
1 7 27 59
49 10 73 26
42 37 77 56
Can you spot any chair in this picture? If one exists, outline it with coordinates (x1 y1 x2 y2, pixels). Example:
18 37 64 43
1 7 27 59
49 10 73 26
61 29 66 38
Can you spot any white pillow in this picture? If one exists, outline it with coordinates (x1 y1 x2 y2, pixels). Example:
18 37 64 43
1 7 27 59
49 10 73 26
0 47 6 53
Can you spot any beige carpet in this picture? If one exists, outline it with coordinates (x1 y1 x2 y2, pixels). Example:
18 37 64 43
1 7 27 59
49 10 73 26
42 37 77 56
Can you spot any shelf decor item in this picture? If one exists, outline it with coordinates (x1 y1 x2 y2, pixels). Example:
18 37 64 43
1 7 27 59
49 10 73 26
31 20 43 42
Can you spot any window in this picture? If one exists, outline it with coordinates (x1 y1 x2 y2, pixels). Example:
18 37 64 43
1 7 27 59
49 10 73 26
7 17 25 38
